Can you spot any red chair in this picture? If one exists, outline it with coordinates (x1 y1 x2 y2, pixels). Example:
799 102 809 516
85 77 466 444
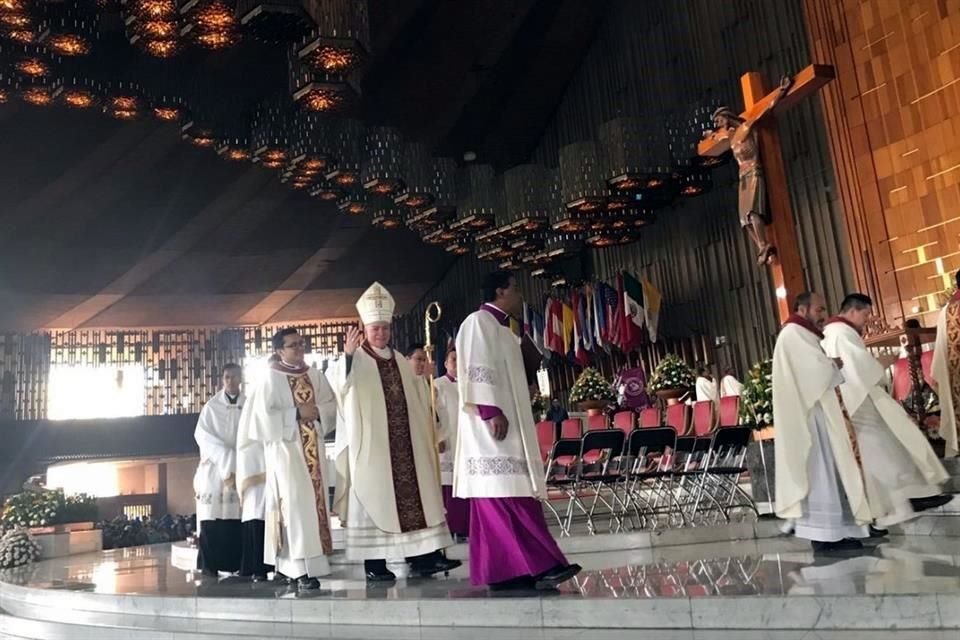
560 418 582 439
691 400 714 437
639 407 660 429
892 358 911 402
922 350 934 386
718 396 740 427
536 421 556 462
665 403 690 435
612 410 635 434
587 413 609 431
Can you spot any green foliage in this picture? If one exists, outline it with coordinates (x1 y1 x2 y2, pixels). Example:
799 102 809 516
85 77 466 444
569 367 616 404
740 358 773 429
647 354 695 392
1 490 99 529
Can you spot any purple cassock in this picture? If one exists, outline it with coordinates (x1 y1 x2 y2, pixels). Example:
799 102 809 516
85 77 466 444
469 303 569 586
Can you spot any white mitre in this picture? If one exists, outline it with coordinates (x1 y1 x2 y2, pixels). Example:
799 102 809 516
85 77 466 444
356 281 395 325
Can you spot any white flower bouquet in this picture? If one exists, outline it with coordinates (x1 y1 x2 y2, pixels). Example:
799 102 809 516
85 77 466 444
569 368 616 405
647 354 695 393
0 528 42 569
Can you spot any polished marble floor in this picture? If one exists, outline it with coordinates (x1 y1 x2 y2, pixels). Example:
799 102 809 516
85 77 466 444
4 534 960 601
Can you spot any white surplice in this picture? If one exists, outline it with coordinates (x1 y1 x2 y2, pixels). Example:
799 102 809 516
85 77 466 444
932 301 960 457
240 366 337 578
695 376 719 404
236 387 266 524
773 322 871 541
454 309 545 499
822 321 948 527
193 390 244 522
720 375 744 397
330 346 450 561
434 375 459 486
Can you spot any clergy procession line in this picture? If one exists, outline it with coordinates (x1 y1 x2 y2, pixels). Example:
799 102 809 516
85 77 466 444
192 271 580 592
191 270 960 595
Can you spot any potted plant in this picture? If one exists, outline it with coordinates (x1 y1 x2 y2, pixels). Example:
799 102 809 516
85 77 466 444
531 392 547 421
0 529 42 569
648 354 695 405
1 489 101 559
569 367 616 415
739 358 776 514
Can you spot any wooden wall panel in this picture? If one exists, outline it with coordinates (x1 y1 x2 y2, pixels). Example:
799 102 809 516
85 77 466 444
396 0 852 381
805 0 960 327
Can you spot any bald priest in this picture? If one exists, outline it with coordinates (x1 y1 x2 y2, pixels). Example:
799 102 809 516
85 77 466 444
331 282 461 582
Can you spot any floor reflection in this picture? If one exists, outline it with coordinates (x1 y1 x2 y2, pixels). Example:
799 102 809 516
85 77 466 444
5 535 960 600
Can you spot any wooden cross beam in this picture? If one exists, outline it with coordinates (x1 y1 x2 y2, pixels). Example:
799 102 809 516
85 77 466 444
698 63 835 322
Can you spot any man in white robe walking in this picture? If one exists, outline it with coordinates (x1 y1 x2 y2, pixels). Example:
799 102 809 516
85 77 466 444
456 270 579 590
774 292 872 552
932 270 960 458
822 293 950 528
434 348 470 541
194 363 244 576
238 329 337 590
331 282 460 582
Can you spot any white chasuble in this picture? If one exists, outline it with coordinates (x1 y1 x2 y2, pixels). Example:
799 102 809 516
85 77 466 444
330 346 449 560
193 390 244 522
434 375 459 485
695 377 719 404
932 301 960 457
240 366 336 571
773 322 871 526
236 387 267 523
454 309 545 499
720 375 744 397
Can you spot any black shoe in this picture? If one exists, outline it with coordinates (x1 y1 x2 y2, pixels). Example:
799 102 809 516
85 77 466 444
534 564 582 590
410 556 462 578
489 576 536 592
364 559 397 583
296 576 321 590
273 572 293 585
869 525 889 538
812 539 864 553
910 494 954 512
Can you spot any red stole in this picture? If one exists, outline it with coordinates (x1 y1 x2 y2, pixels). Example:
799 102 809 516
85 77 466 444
825 316 861 335
783 313 824 339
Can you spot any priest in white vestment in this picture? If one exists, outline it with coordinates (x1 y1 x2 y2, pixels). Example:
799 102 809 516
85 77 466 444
695 366 719 404
193 363 244 576
774 292 872 552
823 293 950 527
455 270 579 591
931 272 960 458
331 282 460 582
434 348 470 540
238 329 337 591
720 368 744 397
235 356 275 581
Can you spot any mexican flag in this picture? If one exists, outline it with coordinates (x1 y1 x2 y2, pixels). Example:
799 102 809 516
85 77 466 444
622 271 645 352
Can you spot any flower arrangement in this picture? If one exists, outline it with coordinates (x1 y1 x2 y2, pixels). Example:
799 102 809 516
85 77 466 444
531 392 546 418
100 514 195 550
1 490 98 530
569 368 616 405
0 529 42 569
647 354 695 393
740 358 773 429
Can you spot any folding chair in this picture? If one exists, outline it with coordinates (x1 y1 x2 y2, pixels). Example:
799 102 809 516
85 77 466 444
536 420 556 462
560 417 583 439
612 410 635 434
639 406 660 428
718 396 740 427
689 427 758 524
670 433 713 526
543 438 582 536
575 429 628 534
691 400 715 436
665 402 690 435
586 412 609 431
620 427 678 530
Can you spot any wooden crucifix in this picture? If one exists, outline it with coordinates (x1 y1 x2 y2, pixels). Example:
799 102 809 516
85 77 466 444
698 64 835 322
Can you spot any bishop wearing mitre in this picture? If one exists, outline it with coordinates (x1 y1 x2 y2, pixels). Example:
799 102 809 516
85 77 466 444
822 293 950 528
932 269 960 458
774 292 871 552
331 282 460 582
456 271 579 590
236 329 337 591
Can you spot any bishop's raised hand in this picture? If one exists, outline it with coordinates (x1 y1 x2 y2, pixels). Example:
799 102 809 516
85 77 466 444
344 325 364 356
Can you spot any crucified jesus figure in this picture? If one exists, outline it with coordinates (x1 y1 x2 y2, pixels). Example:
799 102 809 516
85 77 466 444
706 75 793 266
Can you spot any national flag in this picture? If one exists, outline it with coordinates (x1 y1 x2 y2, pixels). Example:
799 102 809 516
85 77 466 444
622 271 645 352
545 298 564 354
610 274 625 349
522 302 532 337
561 301 575 356
642 278 663 343
580 286 594 352
571 290 589 365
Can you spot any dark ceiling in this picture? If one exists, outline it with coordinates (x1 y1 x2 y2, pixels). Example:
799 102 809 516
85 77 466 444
0 0 608 331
